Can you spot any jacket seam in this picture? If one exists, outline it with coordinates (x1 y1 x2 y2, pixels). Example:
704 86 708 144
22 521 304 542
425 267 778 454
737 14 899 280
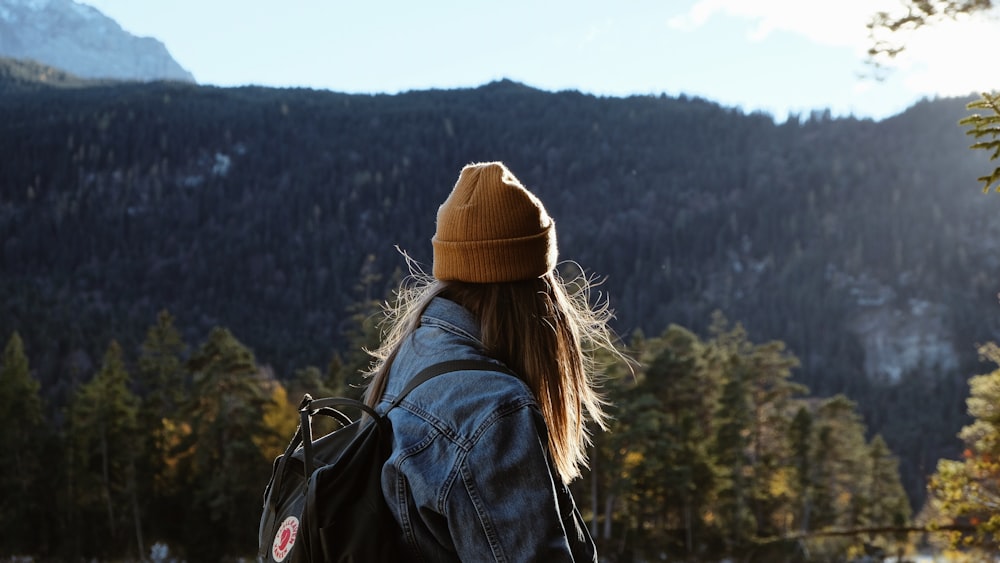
388 374 535 450
434 398 536 509
440 401 542 562
460 460 507 562
394 471 425 562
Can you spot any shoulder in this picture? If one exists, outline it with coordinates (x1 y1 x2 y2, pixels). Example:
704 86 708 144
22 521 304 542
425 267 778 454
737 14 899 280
413 365 536 422
389 363 539 447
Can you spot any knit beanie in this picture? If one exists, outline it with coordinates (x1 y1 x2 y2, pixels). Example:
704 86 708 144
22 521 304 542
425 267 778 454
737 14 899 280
432 162 558 283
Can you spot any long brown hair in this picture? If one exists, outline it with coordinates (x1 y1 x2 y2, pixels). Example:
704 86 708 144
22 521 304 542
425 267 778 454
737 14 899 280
363 262 627 483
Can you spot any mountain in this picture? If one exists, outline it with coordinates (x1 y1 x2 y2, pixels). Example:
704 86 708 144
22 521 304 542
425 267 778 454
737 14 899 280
0 0 194 82
1 70 997 507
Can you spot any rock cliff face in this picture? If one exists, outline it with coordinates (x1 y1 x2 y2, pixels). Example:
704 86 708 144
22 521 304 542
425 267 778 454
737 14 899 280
825 267 964 383
850 299 959 383
0 0 194 82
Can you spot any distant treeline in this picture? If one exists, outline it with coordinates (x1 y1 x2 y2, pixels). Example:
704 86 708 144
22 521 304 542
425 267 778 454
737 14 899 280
1 62 998 522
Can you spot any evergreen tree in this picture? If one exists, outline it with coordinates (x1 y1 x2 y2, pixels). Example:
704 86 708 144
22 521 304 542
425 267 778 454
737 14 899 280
960 92 1000 192
742 339 805 539
137 309 187 421
255 366 299 463
582 333 641 555
644 325 721 555
608 389 672 547
788 405 814 533
927 342 1000 550
592 325 723 559
707 312 805 547
811 395 871 532
326 354 345 394
712 363 755 551
706 313 754 550
865 434 911 552
0 332 47 554
178 327 279 561
134 310 188 550
288 365 340 437
333 253 392 399
66 340 143 559
290 364 335 399
810 419 837 531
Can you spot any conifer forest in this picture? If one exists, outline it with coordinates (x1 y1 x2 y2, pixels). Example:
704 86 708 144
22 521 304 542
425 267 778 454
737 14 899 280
1 58 999 561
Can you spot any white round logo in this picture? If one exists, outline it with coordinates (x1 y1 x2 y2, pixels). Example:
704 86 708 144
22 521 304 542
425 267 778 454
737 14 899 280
271 516 299 562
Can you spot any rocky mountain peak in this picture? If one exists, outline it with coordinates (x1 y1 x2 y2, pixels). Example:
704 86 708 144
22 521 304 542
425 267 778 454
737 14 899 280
0 0 194 82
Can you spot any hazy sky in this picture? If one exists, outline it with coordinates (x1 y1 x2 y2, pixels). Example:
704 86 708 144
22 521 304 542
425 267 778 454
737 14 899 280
79 0 997 121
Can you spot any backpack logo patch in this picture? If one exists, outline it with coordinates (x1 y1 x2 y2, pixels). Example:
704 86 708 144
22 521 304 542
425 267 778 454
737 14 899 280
272 516 299 562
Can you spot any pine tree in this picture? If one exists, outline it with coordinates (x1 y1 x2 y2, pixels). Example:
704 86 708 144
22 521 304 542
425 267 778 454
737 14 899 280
0 332 47 554
287 365 340 436
865 434 911 551
178 327 279 561
713 365 755 551
707 312 805 546
333 253 387 398
788 405 814 533
290 364 335 399
644 325 721 555
927 342 1000 550
134 310 188 550
66 340 142 559
137 309 187 421
581 332 642 553
256 376 299 461
742 339 805 539
811 395 871 531
960 92 1000 193
810 417 838 531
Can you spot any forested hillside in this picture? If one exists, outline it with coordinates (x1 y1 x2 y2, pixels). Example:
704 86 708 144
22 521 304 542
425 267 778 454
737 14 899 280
1 58 997 528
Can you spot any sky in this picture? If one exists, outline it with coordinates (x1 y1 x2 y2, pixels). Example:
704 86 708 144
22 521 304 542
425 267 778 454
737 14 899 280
79 0 998 122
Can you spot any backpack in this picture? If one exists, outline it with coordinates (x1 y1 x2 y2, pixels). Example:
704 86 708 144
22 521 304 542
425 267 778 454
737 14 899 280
258 359 512 563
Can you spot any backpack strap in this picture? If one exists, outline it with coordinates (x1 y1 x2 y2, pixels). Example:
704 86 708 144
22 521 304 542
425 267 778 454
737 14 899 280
387 359 516 410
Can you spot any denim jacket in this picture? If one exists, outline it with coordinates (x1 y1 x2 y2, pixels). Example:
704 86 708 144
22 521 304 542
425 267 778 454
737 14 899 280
376 297 597 562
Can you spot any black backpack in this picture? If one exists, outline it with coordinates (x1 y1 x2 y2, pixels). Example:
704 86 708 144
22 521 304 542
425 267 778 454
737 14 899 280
258 359 511 563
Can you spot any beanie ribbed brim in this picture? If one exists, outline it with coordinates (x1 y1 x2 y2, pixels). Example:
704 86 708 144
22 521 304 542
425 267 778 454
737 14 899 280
433 225 557 283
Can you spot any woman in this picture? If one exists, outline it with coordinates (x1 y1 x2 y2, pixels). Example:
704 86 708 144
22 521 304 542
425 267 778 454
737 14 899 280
363 161 624 561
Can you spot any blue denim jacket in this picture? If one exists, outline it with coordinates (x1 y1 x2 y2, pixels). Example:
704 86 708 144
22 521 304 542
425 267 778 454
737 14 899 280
376 297 597 562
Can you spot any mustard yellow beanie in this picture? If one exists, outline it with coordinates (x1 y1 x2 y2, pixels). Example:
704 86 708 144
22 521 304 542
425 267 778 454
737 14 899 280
432 162 558 283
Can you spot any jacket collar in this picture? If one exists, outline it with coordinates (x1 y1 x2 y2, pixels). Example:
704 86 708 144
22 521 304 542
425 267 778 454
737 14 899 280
419 296 482 344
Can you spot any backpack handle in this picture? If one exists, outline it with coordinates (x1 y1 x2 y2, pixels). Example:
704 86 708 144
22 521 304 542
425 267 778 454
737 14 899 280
298 397 377 477
266 396 360 515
